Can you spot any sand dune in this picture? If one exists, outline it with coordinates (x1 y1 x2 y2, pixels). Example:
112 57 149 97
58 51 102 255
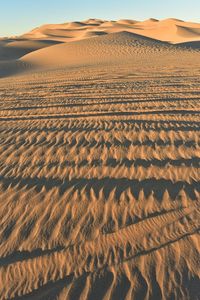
0 38 61 77
176 25 200 38
21 32 181 68
116 19 138 25
135 18 159 25
19 17 200 44
0 17 200 78
0 17 200 300
0 39 60 61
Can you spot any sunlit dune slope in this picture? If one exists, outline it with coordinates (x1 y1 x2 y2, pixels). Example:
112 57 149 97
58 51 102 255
21 32 180 68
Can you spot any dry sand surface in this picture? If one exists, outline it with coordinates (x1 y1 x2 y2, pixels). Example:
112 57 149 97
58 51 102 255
0 18 200 300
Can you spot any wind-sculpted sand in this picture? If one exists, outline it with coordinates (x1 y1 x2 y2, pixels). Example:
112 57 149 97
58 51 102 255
0 18 200 300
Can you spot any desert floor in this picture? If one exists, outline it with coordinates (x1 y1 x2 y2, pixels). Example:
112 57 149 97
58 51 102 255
0 19 200 300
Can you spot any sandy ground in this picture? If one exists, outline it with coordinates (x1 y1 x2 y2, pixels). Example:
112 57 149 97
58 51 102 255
0 19 200 300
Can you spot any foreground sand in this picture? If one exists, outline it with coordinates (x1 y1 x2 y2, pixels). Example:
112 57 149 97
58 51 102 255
0 19 200 300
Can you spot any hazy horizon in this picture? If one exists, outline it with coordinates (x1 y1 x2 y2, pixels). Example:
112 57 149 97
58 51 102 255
1 0 200 37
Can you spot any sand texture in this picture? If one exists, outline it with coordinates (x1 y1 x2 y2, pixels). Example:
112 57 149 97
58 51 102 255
0 18 200 300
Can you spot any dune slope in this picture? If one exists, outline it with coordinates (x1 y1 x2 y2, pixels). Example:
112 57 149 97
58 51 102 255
21 32 179 68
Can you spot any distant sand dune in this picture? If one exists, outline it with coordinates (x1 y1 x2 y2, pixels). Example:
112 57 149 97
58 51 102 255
176 25 200 37
0 39 61 61
20 31 199 72
116 19 138 25
65 21 87 28
19 18 200 44
0 17 199 78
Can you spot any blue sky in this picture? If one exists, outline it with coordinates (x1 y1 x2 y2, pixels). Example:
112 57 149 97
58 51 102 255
1 0 200 37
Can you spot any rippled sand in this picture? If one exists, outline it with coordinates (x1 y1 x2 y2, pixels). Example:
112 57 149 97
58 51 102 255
0 18 200 300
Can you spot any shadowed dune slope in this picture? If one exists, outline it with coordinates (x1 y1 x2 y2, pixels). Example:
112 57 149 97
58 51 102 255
176 25 200 38
0 39 62 61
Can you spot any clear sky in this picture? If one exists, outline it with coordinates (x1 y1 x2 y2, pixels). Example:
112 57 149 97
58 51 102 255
1 0 200 37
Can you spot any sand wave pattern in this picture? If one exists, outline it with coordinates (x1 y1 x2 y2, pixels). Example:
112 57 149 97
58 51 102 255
0 27 200 299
